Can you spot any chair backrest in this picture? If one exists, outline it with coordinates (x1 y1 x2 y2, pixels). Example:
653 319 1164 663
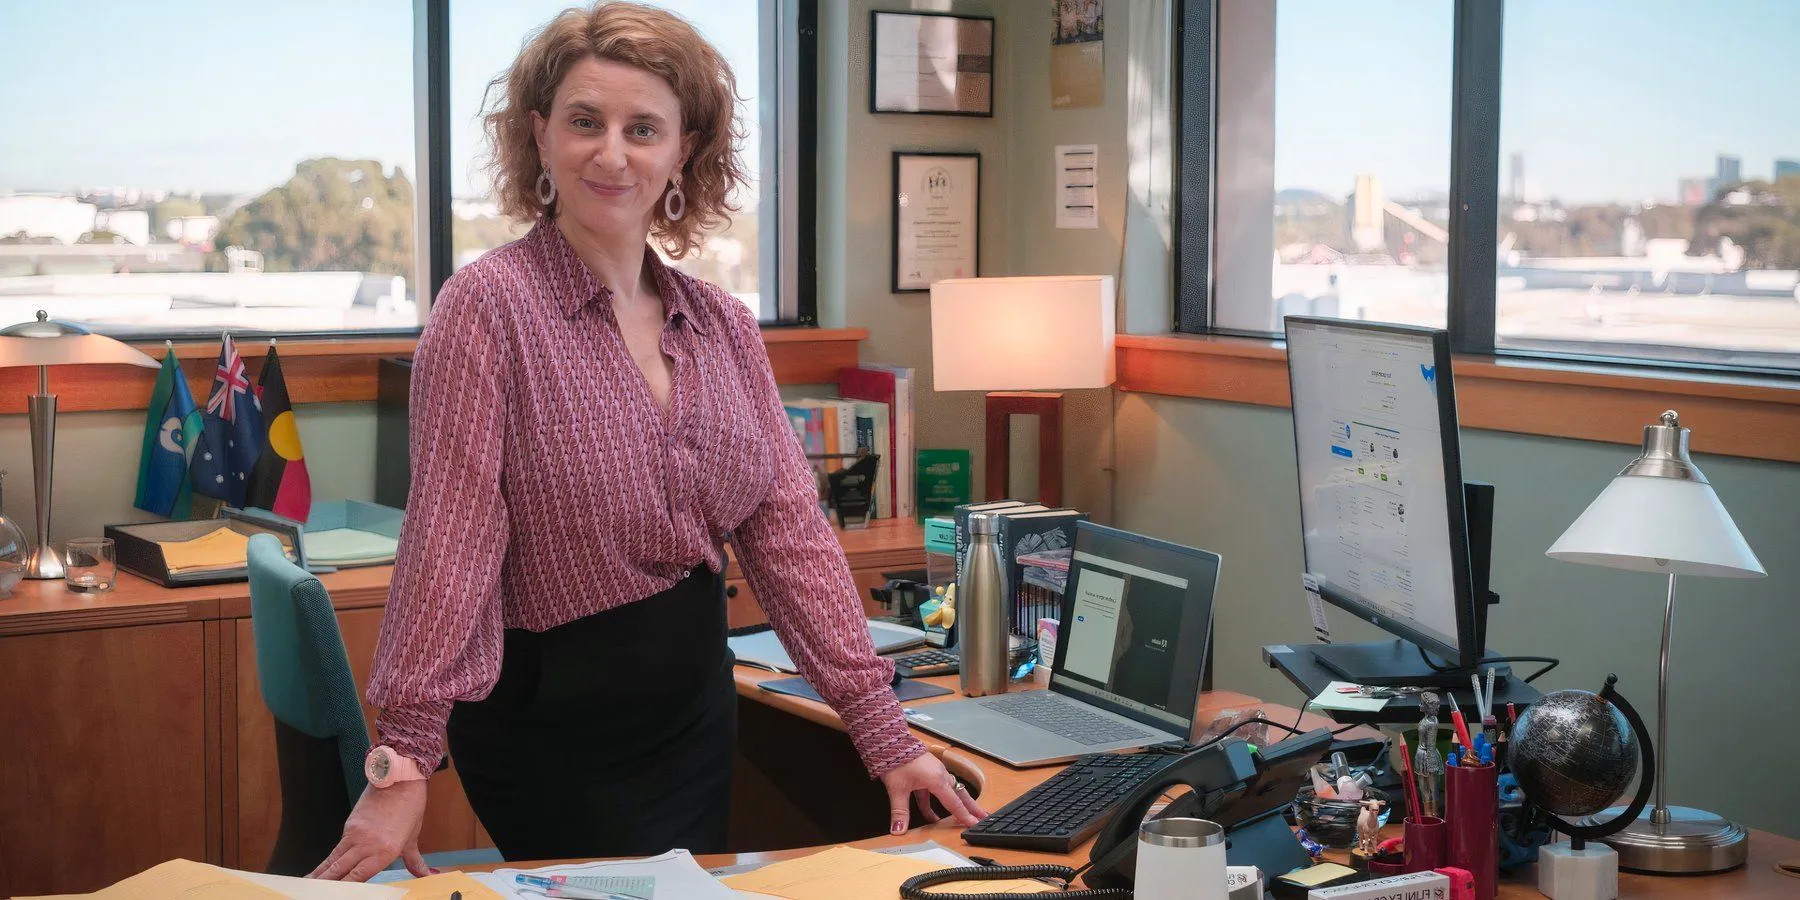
246 533 370 806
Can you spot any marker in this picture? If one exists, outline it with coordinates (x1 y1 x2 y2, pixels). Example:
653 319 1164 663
513 875 639 900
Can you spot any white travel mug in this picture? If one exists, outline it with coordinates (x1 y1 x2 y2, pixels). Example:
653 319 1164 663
1136 817 1227 900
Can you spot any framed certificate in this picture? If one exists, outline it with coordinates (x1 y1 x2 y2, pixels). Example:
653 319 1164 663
892 152 981 293
870 11 995 116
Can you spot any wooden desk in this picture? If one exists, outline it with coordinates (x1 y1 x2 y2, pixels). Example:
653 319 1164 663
0 519 926 898
685 667 1800 899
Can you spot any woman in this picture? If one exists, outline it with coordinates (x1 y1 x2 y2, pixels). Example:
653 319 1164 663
312 2 982 879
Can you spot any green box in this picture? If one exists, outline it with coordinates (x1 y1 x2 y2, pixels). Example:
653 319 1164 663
915 449 972 520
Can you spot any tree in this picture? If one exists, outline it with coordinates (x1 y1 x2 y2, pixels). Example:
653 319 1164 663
211 158 414 276
1690 179 1800 270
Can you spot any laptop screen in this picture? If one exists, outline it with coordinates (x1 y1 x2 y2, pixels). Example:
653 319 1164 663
1049 523 1220 737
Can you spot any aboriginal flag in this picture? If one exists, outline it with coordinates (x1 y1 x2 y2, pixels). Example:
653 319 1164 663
245 345 312 521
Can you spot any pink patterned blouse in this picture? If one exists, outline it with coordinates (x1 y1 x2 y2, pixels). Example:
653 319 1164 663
366 222 925 779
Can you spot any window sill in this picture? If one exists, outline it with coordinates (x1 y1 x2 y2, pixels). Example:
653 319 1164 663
1116 333 1800 465
0 327 869 414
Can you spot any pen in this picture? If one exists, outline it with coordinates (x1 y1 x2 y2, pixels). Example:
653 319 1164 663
972 855 1064 887
513 874 638 900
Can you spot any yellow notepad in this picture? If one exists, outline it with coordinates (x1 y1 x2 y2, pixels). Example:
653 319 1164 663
159 528 253 574
720 845 1057 899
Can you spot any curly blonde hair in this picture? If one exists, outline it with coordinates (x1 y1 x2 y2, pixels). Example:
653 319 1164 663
482 1 747 259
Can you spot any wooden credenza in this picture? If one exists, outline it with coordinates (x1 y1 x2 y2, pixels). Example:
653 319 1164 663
0 519 924 898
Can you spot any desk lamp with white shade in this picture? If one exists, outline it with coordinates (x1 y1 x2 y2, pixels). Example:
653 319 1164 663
1545 409 1765 874
929 275 1115 507
0 311 160 580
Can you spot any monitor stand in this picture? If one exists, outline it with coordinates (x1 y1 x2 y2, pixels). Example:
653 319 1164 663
1313 639 1511 689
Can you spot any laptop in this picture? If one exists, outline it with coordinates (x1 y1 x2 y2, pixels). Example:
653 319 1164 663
903 522 1220 767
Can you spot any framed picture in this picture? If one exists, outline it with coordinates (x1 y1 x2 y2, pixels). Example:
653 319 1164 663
869 11 995 116
892 152 981 293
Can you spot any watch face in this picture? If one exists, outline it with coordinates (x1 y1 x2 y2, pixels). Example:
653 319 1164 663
368 750 391 783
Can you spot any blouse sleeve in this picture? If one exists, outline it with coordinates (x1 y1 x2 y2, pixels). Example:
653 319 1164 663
722 309 928 778
365 269 512 777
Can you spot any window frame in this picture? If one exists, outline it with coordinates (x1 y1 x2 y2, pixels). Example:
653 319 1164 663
1174 0 1800 381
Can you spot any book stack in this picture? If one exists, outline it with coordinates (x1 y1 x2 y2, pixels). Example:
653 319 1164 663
952 501 1087 636
779 365 921 520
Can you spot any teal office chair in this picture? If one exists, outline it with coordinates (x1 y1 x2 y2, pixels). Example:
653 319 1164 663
246 534 500 874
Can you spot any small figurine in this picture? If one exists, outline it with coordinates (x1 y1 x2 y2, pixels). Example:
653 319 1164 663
1356 798 1385 858
1416 691 1446 819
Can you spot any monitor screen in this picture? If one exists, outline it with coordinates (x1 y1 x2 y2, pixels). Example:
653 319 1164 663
1284 317 1474 662
1051 523 1219 735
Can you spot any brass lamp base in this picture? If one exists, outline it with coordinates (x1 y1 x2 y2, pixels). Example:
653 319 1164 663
1584 805 1749 874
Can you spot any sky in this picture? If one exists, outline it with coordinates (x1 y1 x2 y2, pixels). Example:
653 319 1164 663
0 0 762 198
1 1 1796 206
1275 0 1800 204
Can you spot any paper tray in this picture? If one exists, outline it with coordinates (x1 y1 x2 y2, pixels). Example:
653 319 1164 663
105 509 306 587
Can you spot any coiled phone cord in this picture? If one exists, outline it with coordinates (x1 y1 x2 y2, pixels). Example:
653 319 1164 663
898 862 1131 899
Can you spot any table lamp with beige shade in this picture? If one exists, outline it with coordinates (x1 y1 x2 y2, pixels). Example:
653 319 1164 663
930 275 1115 507
0 311 159 580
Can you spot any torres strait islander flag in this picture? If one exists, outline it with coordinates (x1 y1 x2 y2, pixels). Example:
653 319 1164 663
245 344 312 521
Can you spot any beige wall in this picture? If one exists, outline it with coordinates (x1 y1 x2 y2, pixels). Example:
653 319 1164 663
822 0 1128 518
0 402 378 546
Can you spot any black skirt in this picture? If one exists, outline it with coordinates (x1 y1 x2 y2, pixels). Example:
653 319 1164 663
446 568 735 861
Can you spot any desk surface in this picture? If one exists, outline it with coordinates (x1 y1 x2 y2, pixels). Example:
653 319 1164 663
0 519 930 637
473 666 1800 898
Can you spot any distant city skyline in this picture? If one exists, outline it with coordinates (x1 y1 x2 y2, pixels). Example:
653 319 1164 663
2 1 1796 207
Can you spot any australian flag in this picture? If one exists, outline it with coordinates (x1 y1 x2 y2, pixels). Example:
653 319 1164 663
190 334 263 508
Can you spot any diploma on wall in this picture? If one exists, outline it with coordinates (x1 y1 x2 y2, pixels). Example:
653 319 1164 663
891 152 980 293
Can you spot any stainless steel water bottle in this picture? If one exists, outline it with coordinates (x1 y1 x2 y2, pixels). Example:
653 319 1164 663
958 512 1008 697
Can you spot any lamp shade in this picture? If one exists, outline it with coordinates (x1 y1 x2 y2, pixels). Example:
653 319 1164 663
930 275 1115 392
1546 474 1765 578
0 312 157 369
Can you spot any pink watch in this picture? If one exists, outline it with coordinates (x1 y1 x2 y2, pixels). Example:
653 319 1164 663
364 746 427 788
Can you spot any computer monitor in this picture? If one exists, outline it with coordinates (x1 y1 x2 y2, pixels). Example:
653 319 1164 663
1283 316 1498 685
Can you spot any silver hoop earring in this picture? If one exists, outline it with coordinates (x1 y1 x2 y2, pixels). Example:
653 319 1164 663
535 169 557 206
663 180 687 221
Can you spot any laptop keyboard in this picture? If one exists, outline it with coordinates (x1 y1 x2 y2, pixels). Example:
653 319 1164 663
982 692 1158 745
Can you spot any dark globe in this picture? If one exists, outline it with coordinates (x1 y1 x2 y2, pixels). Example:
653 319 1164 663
1509 689 1639 818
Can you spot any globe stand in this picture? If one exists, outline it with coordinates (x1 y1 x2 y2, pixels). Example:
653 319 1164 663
1520 676 1656 900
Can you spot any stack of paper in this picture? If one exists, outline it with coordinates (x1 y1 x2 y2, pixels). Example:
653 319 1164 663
472 850 736 899
720 846 1057 898
159 528 254 575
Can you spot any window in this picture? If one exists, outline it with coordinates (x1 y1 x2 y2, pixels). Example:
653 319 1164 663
450 0 807 323
0 1 421 338
1181 0 1800 374
1495 0 1800 369
0 0 814 339
1212 0 1454 334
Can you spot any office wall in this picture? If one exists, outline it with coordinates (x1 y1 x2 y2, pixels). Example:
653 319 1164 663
0 403 378 545
1113 393 1800 838
820 0 1128 518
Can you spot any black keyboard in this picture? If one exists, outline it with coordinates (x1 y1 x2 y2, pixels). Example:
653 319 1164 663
983 692 1157 745
963 751 1179 853
889 647 958 678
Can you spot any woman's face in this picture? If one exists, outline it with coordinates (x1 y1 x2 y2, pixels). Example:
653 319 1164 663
533 56 689 242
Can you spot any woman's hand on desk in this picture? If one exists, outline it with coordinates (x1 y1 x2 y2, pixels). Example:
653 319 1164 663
881 752 988 834
308 782 430 881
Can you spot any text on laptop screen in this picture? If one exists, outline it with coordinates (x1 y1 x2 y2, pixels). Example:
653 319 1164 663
1051 530 1217 735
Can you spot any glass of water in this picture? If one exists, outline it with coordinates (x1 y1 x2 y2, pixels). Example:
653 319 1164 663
64 538 117 593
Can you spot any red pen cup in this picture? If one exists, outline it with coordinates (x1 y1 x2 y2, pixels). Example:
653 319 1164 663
1445 761 1499 900
1403 815 1447 873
